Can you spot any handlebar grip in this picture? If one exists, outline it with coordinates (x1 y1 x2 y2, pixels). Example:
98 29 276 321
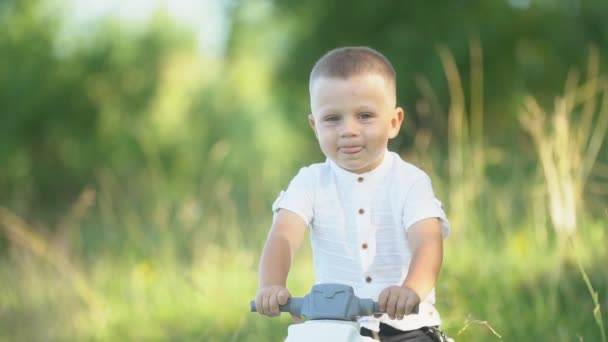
361 300 419 315
250 301 292 312
250 298 303 315
358 299 379 316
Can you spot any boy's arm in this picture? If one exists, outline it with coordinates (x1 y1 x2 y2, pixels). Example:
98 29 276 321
403 217 443 298
377 217 443 319
256 209 307 316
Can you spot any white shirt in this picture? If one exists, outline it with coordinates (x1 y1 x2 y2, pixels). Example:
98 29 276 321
272 151 450 332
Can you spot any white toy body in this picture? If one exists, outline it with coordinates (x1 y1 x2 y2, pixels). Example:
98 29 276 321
286 320 375 342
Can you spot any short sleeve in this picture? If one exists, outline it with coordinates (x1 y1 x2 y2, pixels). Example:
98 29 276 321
271 167 315 226
401 176 450 238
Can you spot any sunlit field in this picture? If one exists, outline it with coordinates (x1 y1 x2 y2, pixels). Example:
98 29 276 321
1 51 607 341
0 193 606 341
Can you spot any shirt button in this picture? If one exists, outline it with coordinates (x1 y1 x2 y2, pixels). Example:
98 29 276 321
358 208 365 214
357 177 364 183
361 243 368 249
365 276 372 283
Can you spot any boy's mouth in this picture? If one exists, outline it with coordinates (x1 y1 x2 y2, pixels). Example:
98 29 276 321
339 145 364 154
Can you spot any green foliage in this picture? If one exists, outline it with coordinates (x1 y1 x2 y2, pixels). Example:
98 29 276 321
0 0 195 224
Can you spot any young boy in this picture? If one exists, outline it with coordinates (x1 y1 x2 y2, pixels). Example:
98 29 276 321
255 46 451 341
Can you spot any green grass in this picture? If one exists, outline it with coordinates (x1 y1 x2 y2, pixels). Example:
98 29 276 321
0 209 606 341
440 220 608 341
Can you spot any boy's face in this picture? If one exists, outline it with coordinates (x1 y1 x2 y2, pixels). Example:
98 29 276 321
309 73 404 174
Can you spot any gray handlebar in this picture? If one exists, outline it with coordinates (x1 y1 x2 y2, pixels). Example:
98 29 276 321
251 284 395 321
249 297 379 317
359 298 380 316
250 297 304 316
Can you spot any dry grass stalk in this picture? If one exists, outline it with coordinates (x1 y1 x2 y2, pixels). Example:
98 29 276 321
53 186 96 251
0 207 102 312
456 315 503 339
518 47 608 237
436 39 486 232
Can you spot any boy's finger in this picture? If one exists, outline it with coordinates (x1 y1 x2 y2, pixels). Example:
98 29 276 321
269 292 279 316
377 289 389 312
404 296 419 315
385 291 399 319
255 296 263 315
277 289 290 305
261 294 271 315
395 293 408 319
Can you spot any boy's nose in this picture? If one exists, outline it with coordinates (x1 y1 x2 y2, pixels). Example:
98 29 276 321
340 118 359 137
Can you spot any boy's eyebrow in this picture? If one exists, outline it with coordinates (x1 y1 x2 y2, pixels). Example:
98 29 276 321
318 111 341 118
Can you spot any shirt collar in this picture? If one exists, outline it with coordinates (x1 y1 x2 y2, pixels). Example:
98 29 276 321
327 150 393 182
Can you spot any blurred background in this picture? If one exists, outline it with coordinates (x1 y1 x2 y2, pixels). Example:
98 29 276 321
0 0 607 340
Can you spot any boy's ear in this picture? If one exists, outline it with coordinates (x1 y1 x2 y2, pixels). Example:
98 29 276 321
308 114 319 138
388 106 405 139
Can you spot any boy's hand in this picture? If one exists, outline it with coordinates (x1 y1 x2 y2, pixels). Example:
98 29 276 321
377 286 420 320
255 285 292 317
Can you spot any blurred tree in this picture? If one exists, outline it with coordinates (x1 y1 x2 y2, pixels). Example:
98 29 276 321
0 0 198 225
0 0 302 242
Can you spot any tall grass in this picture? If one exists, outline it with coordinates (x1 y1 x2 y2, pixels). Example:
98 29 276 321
413 42 607 341
519 47 608 237
0 45 607 341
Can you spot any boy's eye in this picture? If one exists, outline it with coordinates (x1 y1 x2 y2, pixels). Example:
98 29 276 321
325 115 340 122
359 112 373 119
